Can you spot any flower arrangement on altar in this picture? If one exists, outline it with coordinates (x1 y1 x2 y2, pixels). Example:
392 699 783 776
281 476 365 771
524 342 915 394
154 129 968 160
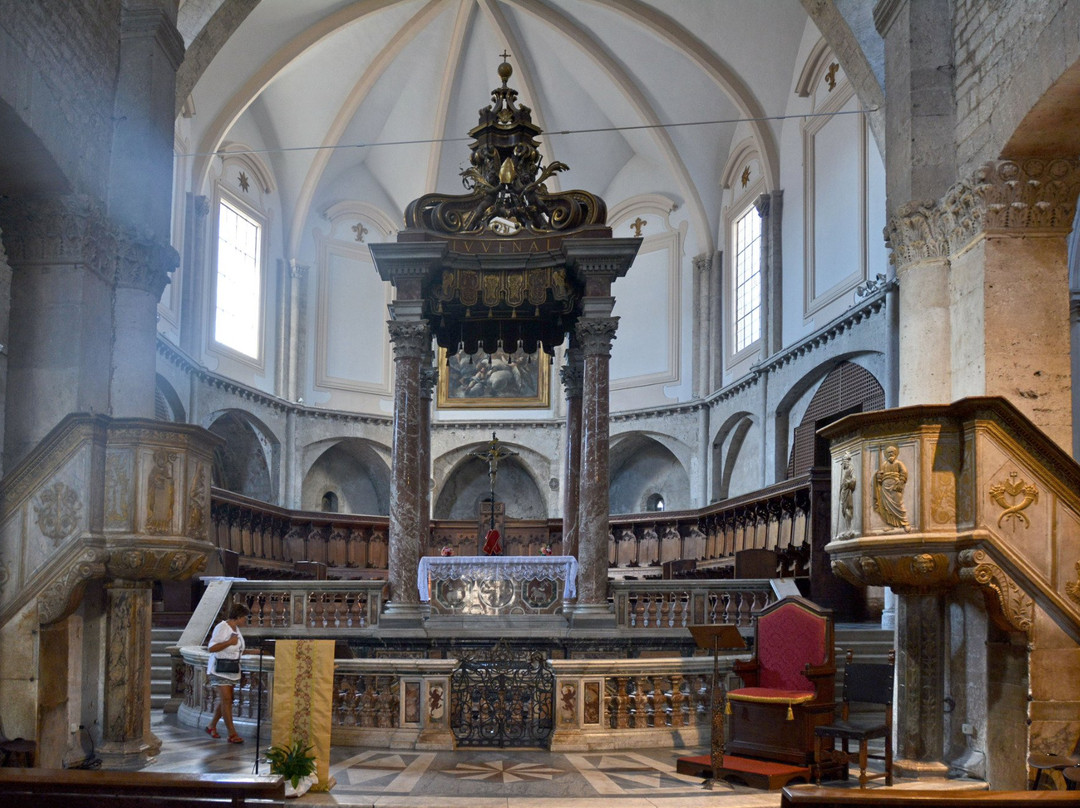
440 546 454 557
540 544 553 556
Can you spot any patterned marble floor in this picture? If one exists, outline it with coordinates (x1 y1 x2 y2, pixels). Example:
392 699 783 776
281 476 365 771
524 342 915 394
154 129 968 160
146 712 978 808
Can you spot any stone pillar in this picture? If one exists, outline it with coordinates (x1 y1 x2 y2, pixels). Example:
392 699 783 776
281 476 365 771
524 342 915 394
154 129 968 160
574 317 618 622
0 197 116 467
111 233 178 418
285 260 309 403
384 319 429 624
755 190 783 357
178 195 209 357
944 159 1078 449
894 591 948 776
419 359 437 556
886 202 953 406
98 579 157 770
560 347 583 559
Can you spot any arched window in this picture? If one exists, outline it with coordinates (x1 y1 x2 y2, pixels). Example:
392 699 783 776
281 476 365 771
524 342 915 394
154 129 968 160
321 491 339 513
645 493 665 512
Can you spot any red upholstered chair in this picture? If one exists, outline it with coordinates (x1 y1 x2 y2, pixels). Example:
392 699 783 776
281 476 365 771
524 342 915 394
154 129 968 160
726 596 836 768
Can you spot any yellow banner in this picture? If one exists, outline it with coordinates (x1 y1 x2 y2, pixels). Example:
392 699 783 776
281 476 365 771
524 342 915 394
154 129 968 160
271 639 335 791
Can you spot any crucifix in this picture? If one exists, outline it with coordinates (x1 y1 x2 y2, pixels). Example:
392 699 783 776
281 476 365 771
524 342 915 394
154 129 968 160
472 432 517 554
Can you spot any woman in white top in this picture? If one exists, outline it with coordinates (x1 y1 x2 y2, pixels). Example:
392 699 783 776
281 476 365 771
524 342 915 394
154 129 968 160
205 602 250 743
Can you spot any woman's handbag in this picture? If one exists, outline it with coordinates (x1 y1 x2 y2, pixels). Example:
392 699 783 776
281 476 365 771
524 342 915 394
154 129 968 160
216 657 241 674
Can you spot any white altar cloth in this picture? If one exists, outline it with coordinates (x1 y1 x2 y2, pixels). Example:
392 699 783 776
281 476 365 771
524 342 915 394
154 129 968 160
417 555 578 600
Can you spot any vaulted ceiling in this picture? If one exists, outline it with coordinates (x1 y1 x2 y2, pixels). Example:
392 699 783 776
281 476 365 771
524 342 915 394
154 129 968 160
179 1 821 260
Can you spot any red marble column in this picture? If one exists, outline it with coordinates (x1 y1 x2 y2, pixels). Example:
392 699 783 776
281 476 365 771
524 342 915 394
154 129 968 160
386 320 429 614
418 360 437 558
574 317 618 615
560 347 583 559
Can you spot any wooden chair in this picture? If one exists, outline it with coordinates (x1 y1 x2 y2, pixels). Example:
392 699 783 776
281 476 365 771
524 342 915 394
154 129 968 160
0 719 36 768
726 596 836 768
1029 739 1080 790
814 649 895 787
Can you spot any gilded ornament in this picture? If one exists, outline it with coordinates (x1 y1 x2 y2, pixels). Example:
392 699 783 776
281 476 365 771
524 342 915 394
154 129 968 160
740 165 750 188
873 445 910 530
988 471 1038 529
34 481 82 543
351 221 368 242
146 448 178 534
630 217 647 237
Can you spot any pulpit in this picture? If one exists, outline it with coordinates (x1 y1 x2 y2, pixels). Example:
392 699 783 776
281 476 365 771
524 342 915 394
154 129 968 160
417 555 578 615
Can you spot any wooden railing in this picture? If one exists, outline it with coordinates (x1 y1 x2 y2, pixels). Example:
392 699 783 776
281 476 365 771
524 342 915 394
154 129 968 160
0 769 284 806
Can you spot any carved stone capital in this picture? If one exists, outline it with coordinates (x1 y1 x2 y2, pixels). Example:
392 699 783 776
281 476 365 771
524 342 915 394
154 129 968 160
289 259 309 280
957 548 1034 634
692 253 712 275
194 195 211 218
560 360 584 398
575 317 619 357
387 320 430 360
883 199 949 267
419 365 439 398
0 195 115 282
115 229 178 296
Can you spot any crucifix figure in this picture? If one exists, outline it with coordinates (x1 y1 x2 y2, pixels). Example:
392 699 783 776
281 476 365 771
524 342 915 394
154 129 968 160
472 432 517 554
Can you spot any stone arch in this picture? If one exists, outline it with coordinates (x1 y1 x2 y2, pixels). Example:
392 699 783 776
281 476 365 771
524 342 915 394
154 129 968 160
206 409 278 502
785 360 884 478
154 374 185 422
300 437 390 515
432 443 547 521
711 411 756 502
609 432 691 515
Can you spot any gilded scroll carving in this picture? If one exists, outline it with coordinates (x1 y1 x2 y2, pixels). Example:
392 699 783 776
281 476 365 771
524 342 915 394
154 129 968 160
34 481 82 543
988 471 1038 529
874 446 910 530
146 448 178 534
958 548 1034 634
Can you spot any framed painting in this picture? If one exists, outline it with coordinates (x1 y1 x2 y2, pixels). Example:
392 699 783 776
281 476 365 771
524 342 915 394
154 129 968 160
437 347 551 409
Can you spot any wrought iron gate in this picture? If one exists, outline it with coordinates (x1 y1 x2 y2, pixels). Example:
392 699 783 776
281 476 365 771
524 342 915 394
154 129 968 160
450 641 555 748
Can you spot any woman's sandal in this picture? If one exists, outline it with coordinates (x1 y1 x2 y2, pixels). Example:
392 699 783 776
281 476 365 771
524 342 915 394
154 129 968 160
227 734 244 744
204 726 220 739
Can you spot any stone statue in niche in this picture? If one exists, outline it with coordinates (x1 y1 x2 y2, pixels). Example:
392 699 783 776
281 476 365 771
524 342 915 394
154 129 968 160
837 451 856 531
874 445 910 530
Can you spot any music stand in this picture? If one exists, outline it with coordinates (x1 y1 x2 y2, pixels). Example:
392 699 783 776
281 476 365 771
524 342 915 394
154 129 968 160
689 624 746 790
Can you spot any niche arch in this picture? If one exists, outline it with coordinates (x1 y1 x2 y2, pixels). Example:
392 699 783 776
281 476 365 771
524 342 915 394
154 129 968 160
609 432 691 514
432 441 547 521
206 409 279 502
300 437 391 515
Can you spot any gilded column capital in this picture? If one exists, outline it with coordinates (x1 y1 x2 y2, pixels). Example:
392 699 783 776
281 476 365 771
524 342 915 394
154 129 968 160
575 317 619 357
387 319 430 360
957 548 1034 634
114 229 179 297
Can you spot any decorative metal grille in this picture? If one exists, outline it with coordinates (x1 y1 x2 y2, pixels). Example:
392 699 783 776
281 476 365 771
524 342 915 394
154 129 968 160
450 640 554 748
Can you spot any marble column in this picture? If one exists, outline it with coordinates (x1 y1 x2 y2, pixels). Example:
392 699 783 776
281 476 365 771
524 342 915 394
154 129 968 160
384 319 429 622
894 591 948 776
574 317 618 621
418 359 437 557
98 579 158 770
560 347 583 559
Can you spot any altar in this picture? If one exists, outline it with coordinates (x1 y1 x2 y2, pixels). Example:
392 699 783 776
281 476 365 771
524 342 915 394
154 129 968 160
417 555 578 615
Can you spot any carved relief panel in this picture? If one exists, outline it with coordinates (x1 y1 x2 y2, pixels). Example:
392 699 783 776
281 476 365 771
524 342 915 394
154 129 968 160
868 441 917 534
832 448 861 539
105 449 135 531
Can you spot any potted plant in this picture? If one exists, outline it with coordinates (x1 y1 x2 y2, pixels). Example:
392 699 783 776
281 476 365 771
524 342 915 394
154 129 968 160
265 738 318 798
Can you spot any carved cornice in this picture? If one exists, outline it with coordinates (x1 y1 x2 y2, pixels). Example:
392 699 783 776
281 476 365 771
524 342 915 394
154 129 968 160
386 320 430 360
957 548 1035 634
830 551 955 593
575 317 619 357
105 543 210 582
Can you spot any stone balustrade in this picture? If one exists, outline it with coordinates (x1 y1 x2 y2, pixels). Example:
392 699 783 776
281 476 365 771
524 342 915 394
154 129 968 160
610 579 777 629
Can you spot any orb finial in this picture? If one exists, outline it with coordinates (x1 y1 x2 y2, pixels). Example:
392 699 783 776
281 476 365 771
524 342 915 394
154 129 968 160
498 50 512 85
